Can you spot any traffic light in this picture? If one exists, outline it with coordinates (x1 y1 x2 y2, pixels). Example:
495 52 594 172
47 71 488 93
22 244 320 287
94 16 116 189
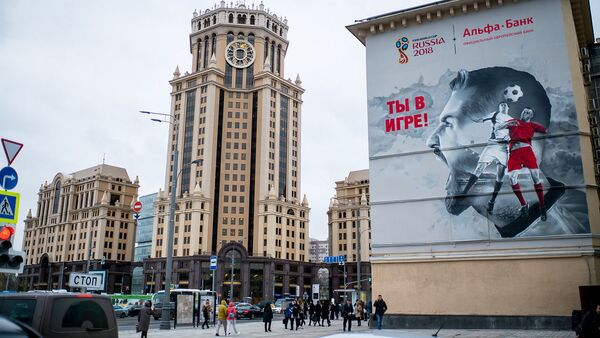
0 225 24 273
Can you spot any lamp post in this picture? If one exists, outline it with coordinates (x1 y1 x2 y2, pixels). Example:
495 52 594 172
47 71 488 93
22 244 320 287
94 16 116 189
141 111 203 329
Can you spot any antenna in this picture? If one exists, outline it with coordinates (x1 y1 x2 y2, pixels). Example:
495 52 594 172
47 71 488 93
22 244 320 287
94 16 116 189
102 153 106 165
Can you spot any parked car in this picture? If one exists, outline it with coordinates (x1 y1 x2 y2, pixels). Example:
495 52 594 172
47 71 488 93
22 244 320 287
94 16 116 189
0 316 42 338
235 304 262 319
126 304 142 317
273 297 295 314
113 305 128 318
0 292 118 338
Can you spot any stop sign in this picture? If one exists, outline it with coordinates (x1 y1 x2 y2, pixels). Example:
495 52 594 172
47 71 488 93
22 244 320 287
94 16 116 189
132 201 142 213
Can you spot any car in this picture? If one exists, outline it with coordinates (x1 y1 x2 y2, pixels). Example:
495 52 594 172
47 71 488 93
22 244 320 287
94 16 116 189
273 297 295 314
113 305 128 318
126 304 142 317
235 304 262 319
0 291 118 338
0 316 42 338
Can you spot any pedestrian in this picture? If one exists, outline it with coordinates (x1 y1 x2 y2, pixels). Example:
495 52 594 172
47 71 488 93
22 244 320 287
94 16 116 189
137 300 152 338
373 294 388 330
342 299 353 332
320 300 330 326
366 299 373 325
201 299 211 329
355 300 364 326
330 299 335 320
334 301 340 320
301 299 308 327
226 301 239 335
308 299 315 326
291 300 300 330
263 302 273 332
215 300 228 336
577 304 600 338
314 300 322 326
284 302 292 329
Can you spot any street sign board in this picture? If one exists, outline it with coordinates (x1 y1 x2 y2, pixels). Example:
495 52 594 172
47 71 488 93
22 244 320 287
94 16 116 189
0 191 19 224
323 255 346 264
0 166 18 191
1 139 23 166
132 201 142 213
68 271 106 290
210 256 217 271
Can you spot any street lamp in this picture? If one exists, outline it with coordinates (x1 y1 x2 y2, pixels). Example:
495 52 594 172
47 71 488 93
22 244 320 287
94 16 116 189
141 110 202 330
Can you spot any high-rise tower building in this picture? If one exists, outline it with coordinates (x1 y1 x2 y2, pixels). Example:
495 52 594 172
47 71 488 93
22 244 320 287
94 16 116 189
151 2 309 264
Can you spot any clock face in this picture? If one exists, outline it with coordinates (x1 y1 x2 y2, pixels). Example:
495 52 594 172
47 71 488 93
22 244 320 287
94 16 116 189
225 40 256 68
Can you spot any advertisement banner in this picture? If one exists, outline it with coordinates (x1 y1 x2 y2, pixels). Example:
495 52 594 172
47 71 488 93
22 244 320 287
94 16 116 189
366 0 589 244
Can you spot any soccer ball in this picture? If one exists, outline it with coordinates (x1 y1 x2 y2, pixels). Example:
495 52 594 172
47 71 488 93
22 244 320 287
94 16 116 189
503 85 523 102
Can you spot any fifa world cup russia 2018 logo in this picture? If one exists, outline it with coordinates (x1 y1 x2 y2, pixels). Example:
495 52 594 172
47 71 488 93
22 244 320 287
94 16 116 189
396 37 409 64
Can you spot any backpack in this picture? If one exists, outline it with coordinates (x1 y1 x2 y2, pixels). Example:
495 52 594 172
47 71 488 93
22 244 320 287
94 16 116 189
229 310 235 319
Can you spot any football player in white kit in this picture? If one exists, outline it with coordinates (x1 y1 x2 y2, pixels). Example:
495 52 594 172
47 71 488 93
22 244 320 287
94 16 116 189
460 102 512 213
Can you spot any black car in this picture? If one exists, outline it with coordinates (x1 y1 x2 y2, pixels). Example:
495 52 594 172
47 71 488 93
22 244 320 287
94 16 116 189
235 305 262 319
0 292 118 338
126 304 142 317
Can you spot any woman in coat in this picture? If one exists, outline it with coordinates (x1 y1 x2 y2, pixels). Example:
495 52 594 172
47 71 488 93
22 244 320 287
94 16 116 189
137 300 153 338
226 301 239 335
263 302 273 332
355 300 364 326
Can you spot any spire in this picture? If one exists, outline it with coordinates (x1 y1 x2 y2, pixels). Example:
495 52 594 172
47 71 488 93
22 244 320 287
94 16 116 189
263 55 271 72
157 188 163 200
302 194 308 206
134 175 139 185
27 209 32 219
173 65 180 78
295 73 302 86
268 185 276 199
193 181 201 195
361 192 368 205
101 191 109 205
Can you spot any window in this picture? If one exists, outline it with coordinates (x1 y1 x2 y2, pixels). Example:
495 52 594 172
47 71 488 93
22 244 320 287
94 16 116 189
0 299 37 325
51 298 110 330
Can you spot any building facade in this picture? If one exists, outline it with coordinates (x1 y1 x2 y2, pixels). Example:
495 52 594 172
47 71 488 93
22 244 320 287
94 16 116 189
348 0 598 330
134 193 157 262
308 238 328 263
327 169 371 263
147 2 310 301
21 164 140 291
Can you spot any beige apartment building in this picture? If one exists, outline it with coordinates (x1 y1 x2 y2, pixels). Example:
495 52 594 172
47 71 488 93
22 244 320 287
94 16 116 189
151 1 309 263
308 238 328 263
21 164 140 291
327 169 371 263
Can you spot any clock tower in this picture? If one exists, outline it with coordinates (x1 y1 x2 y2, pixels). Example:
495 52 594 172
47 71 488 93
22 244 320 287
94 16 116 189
152 1 309 266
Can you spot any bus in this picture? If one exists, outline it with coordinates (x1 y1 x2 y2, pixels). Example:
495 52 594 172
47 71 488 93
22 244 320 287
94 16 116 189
151 289 217 321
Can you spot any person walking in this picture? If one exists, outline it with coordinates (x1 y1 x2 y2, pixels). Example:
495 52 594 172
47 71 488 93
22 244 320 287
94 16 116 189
577 304 600 338
330 299 335 320
366 299 373 326
226 301 239 335
373 295 388 330
320 300 330 326
334 301 340 320
342 299 354 332
215 300 228 336
291 300 300 330
301 299 308 327
355 300 364 326
137 300 152 338
284 302 293 329
308 300 315 326
314 300 322 326
263 302 273 332
201 299 212 329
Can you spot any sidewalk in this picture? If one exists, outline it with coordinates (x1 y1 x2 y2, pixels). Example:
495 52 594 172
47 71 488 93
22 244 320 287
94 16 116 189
119 319 575 338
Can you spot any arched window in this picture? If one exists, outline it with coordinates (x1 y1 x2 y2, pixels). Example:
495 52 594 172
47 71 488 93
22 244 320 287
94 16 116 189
287 209 295 216
279 28 283 36
273 23 278 32
197 21 201 30
250 15 255 25
266 19 270 28
196 38 203 71
52 181 61 214
276 44 281 74
247 34 255 87
203 36 209 68
225 32 234 87
264 37 269 64
270 42 275 70
213 15 216 25
211 33 217 56
237 32 244 40
237 14 246 24
228 13 234 23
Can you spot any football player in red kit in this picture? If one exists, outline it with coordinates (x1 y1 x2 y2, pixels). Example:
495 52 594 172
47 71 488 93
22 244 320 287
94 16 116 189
497 107 548 221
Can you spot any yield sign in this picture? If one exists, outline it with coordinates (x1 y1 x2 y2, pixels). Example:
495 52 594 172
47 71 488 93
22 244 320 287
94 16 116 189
1 139 23 166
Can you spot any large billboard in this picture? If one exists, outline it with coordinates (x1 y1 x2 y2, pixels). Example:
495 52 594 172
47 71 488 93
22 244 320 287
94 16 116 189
367 0 589 245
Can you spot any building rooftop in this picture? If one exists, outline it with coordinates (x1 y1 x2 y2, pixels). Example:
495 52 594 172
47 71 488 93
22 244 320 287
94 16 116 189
346 0 594 48
70 164 131 182
346 169 369 183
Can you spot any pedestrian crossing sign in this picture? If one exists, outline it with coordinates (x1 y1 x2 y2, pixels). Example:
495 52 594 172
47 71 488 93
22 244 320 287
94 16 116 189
0 191 19 224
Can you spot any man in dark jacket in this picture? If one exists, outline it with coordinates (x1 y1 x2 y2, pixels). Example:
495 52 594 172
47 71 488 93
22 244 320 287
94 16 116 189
308 300 316 326
320 300 330 326
314 301 322 326
578 304 600 338
374 295 388 330
342 299 354 332
263 302 273 332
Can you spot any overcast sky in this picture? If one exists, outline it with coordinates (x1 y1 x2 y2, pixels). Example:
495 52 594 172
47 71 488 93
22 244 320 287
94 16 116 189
1 0 598 250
